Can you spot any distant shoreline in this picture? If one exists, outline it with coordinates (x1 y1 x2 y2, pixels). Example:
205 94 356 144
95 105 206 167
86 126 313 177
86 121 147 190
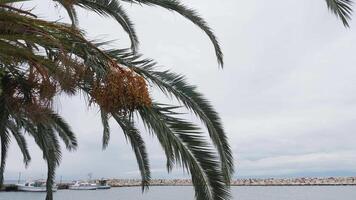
105 177 356 187
2 177 356 191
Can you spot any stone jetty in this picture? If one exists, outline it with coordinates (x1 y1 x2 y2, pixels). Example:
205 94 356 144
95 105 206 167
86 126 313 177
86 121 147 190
106 177 356 187
106 179 192 187
231 177 356 186
2 177 356 191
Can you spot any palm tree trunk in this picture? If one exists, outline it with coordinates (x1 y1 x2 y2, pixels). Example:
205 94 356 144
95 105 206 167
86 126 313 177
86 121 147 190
0 69 3 96
45 152 55 200
0 96 8 188
0 135 8 188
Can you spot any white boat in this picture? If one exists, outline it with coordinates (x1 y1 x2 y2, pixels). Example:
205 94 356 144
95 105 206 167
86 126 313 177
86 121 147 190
96 179 111 189
16 180 58 192
68 181 97 190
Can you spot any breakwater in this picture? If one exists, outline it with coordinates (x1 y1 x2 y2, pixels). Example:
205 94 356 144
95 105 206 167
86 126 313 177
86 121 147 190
106 177 356 187
231 177 356 186
2 177 356 191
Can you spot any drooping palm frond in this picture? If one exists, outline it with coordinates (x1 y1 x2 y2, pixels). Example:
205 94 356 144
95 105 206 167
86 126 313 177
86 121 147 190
32 124 61 200
54 0 223 66
0 0 29 4
138 103 230 200
133 65 233 182
47 111 78 151
0 2 36 17
17 109 77 200
104 49 233 182
0 12 109 76
56 0 79 27
0 70 77 199
112 113 151 190
54 0 139 52
0 75 30 183
121 0 224 67
325 0 353 27
7 120 31 166
77 0 139 52
15 113 73 200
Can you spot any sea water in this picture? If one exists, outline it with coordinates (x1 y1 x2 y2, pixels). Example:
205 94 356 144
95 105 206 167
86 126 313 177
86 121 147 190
1 186 356 200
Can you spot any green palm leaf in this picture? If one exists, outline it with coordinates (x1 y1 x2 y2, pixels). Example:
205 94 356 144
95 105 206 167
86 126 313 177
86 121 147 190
121 0 224 67
104 49 233 182
138 103 231 200
0 0 28 3
133 65 233 182
112 113 151 190
55 0 139 52
7 120 31 166
325 0 353 27
28 123 62 200
47 111 78 151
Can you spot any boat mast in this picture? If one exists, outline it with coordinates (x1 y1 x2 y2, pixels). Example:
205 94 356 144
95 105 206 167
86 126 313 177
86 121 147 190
17 172 21 183
88 173 92 182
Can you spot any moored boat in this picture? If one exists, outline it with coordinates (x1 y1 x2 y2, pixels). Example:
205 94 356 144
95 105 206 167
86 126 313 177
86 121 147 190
68 181 97 190
16 180 58 192
96 179 111 189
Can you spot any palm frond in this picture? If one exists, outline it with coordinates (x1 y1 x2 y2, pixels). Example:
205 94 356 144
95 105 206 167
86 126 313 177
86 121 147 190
138 103 230 200
62 3 79 27
61 0 139 51
121 0 223 67
134 66 233 182
7 120 31 166
0 0 30 4
0 0 29 3
112 113 151 191
31 124 61 200
0 11 113 77
325 0 353 27
12 112 64 200
47 111 78 151
0 3 37 17
101 49 233 182
103 49 234 182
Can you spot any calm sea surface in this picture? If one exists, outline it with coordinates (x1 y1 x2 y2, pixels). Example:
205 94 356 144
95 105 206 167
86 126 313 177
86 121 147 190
1 186 356 200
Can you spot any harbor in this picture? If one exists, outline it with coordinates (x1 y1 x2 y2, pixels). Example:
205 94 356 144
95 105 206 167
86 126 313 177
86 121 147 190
2 177 356 192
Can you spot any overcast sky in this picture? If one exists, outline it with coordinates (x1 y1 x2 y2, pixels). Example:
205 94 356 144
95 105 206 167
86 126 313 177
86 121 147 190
5 0 356 181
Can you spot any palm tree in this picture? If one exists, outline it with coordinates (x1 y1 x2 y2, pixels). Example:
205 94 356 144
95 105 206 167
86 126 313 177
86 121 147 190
1 1 232 200
0 71 78 199
0 0 353 200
